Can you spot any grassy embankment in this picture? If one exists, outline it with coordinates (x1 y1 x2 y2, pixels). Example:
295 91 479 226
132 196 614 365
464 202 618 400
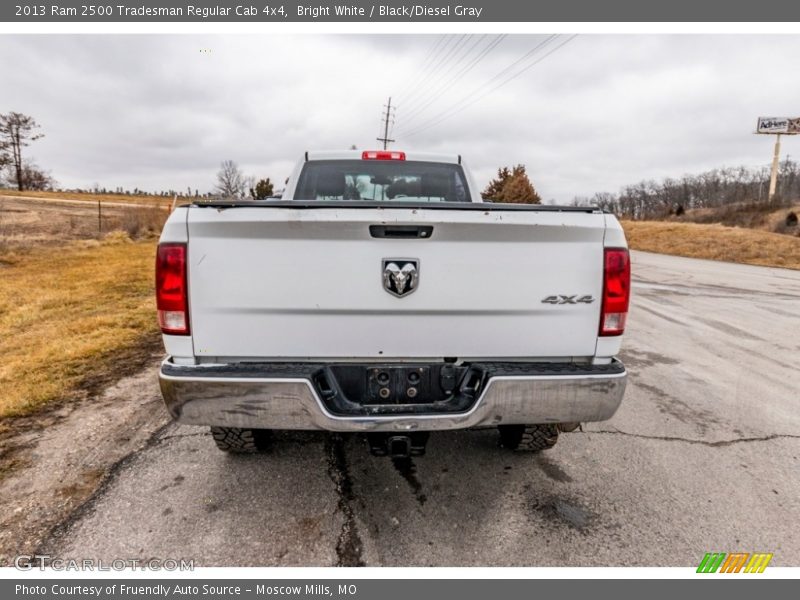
622 220 800 270
0 236 159 419
0 188 175 208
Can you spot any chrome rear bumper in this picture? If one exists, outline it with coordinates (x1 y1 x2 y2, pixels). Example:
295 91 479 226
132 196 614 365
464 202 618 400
159 359 627 432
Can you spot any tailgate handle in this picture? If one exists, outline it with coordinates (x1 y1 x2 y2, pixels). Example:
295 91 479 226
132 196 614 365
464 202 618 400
370 225 433 239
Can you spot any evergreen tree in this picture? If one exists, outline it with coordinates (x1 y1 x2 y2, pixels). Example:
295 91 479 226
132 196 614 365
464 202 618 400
249 178 274 200
482 164 541 204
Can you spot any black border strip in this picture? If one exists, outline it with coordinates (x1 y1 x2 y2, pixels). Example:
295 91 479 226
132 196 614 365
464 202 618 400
183 200 603 213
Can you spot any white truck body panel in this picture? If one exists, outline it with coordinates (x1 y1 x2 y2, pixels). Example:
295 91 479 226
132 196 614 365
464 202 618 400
184 207 607 361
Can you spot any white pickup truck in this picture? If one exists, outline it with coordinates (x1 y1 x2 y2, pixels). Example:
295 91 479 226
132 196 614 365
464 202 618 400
156 150 630 457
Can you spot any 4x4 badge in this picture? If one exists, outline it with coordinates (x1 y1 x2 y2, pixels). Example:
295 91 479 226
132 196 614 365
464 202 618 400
542 295 595 304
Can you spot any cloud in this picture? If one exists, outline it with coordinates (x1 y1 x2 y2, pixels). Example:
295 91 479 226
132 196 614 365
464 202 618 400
1 34 798 201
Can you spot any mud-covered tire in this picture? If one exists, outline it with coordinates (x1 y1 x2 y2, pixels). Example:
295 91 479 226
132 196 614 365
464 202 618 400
210 427 271 453
498 424 559 452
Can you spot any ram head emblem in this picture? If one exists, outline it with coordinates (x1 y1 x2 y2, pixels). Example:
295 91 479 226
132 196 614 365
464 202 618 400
382 260 419 297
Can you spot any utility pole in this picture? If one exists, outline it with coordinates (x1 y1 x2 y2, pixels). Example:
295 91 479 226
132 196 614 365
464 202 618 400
377 97 395 150
768 133 781 200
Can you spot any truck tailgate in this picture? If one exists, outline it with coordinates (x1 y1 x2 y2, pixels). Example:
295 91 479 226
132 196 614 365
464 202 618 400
185 207 606 360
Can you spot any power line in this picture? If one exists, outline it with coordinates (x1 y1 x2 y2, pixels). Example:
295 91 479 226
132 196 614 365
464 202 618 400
399 35 578 139
399 34 489 119
391 35 446 104
419 35 447 71
397 35 465 106
395 35 469 110
395 34 559 137
393 35 453 107
398 34 490 118
422 34 446 63
397 35 507 130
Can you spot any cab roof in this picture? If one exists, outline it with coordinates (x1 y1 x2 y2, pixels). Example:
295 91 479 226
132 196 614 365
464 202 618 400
305 150 461 164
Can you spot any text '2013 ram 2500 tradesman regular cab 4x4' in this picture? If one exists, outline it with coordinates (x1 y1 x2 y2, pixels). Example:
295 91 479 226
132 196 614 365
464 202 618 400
156 150 630 457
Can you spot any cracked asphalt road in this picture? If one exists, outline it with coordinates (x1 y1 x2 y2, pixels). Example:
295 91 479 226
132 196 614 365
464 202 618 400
40 251 800 566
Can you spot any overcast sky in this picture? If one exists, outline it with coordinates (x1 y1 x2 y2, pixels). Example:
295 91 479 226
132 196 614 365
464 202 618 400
2 34 799 202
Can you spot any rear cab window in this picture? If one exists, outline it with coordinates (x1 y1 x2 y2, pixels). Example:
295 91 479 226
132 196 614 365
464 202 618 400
293 160 471 202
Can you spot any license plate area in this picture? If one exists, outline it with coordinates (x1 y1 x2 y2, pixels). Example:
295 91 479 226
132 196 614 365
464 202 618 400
366 365 431 405
312 363 486 416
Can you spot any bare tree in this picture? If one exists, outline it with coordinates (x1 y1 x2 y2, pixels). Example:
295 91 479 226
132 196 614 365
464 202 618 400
215 160 247 198
0 112 45 191
18 163 54 190
585 160 800 220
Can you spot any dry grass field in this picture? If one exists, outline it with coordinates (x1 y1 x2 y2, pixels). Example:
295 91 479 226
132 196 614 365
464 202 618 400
0 196 167 252
0 236 159 418
0 197 165 419
0 189 176 208
672 201 800 235
623 220 800 270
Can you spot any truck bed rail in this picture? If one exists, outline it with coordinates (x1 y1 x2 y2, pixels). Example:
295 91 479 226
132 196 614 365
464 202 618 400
183 200 605 213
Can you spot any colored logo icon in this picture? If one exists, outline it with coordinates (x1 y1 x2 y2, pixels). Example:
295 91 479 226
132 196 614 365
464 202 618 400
697 552 773 573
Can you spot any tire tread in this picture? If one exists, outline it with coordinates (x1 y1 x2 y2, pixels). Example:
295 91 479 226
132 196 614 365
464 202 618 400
210 426 269 453
517 424 559 452
498 424 559 452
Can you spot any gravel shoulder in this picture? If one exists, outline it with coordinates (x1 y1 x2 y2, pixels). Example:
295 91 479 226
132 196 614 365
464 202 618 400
0 355 169 565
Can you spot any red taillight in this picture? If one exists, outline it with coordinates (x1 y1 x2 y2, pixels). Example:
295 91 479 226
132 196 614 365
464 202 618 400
599 248 630 336
362 150 406 161
156 243 189 335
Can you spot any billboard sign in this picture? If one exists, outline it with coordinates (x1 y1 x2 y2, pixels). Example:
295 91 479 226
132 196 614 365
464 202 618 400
757 117 800 134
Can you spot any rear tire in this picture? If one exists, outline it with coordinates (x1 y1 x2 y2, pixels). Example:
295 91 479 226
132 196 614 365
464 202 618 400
498 424 559 452
210 427 271 453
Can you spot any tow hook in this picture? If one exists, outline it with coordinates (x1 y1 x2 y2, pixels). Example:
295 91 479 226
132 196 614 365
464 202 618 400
367 432 430 458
